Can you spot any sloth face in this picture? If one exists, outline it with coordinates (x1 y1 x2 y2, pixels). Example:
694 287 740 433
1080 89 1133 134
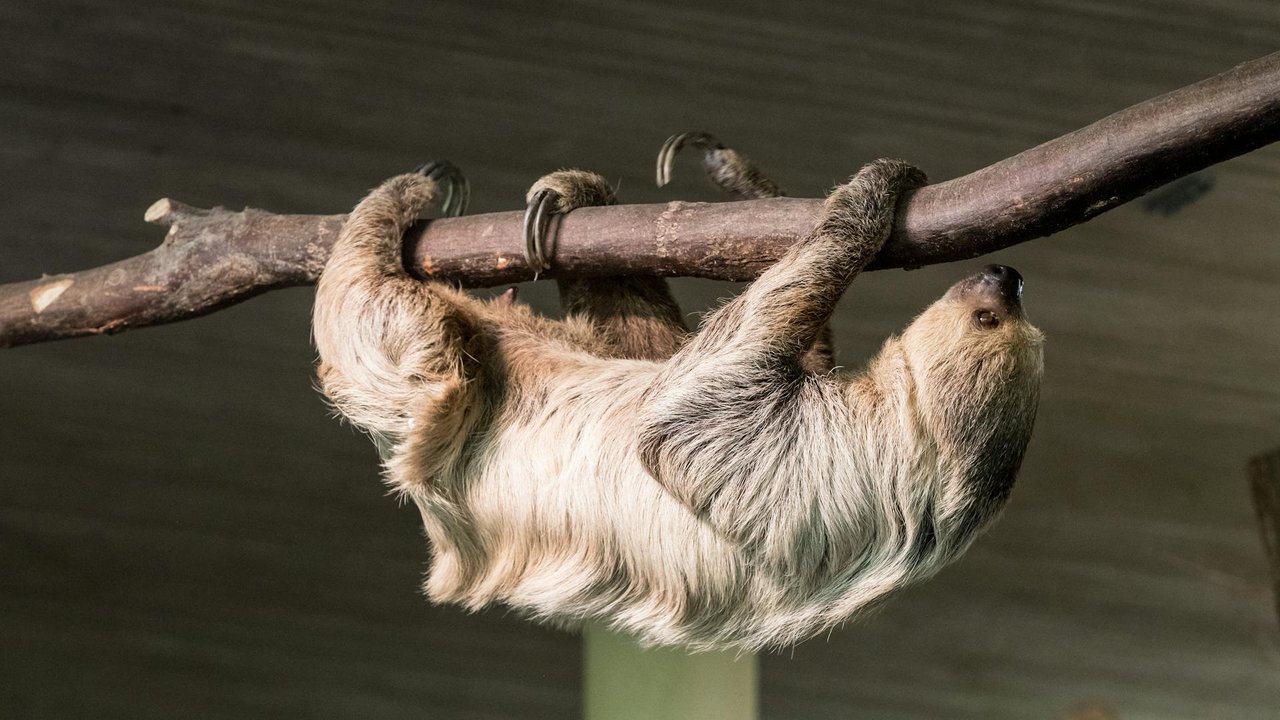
896 265 1045 526
946 263 1027 330
902 264 1044 375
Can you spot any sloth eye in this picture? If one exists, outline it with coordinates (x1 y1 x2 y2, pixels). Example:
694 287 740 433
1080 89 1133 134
975 310 1000 328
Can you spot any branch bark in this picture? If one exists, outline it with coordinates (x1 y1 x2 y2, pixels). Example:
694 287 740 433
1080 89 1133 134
3 52 1280 348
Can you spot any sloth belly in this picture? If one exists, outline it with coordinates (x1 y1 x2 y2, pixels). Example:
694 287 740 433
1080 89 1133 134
424 361 756 643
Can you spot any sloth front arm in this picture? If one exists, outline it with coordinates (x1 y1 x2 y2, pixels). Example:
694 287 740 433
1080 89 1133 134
638 159 926 572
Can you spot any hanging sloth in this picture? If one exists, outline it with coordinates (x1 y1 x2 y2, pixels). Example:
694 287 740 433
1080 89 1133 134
311 133 1044 651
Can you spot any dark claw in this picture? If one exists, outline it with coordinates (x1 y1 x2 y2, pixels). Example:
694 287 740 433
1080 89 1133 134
522 188 559 273
412 160 470 217
656 131 783 199
655 131 724 188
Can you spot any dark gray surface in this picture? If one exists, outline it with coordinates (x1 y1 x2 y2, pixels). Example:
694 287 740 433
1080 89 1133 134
2 1 1279 718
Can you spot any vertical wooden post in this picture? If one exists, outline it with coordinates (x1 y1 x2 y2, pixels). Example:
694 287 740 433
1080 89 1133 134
583 625 758 720
1248 448 1280 623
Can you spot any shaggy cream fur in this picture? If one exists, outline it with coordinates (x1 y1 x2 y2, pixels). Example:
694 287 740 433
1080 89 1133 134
313 159 1043 650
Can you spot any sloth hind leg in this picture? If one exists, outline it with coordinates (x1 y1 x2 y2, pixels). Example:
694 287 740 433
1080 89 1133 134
314 163 489 439
524 170 688 360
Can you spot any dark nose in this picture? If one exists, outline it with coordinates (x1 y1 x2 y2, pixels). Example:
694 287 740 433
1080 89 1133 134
981 264 1023 301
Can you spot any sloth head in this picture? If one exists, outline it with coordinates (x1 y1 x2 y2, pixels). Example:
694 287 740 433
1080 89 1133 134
897 264 1045 538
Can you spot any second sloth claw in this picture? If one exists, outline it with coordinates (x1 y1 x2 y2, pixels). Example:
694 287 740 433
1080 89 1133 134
523 187 560 273
522 131 774 274
413 160 470 218
655 131 783 200
655 131 725 188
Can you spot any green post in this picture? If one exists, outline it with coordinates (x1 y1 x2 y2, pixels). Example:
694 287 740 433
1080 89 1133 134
583 624 758 720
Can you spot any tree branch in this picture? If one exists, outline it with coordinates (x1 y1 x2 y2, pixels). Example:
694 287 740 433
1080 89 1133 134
4 52 1280 348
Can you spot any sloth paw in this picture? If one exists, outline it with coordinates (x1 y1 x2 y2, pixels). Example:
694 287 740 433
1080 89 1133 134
655 131 722 188
522 170 615 273
411 160 470 218
656 131 783 200
829 158 928 209
522 187 557 273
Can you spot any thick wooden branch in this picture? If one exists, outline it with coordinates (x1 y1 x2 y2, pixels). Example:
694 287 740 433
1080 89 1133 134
3 52 1280 348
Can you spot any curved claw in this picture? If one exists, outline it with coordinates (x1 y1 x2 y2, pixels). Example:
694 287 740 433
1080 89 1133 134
523 188 559 273
655 131 783 199
655 131 725 188
413 160 470 217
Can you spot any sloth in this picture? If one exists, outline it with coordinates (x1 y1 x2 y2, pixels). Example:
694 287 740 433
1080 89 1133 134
312 135 1044 651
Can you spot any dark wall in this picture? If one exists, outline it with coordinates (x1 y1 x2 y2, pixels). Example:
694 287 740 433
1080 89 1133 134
3 1 1279 718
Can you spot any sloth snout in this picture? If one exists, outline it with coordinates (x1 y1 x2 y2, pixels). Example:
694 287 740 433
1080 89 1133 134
953 264 1024 308
944 264 1025 311
980 264 1023 302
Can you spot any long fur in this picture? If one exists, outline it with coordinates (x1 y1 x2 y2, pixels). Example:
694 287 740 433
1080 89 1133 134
312 160 1044 651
